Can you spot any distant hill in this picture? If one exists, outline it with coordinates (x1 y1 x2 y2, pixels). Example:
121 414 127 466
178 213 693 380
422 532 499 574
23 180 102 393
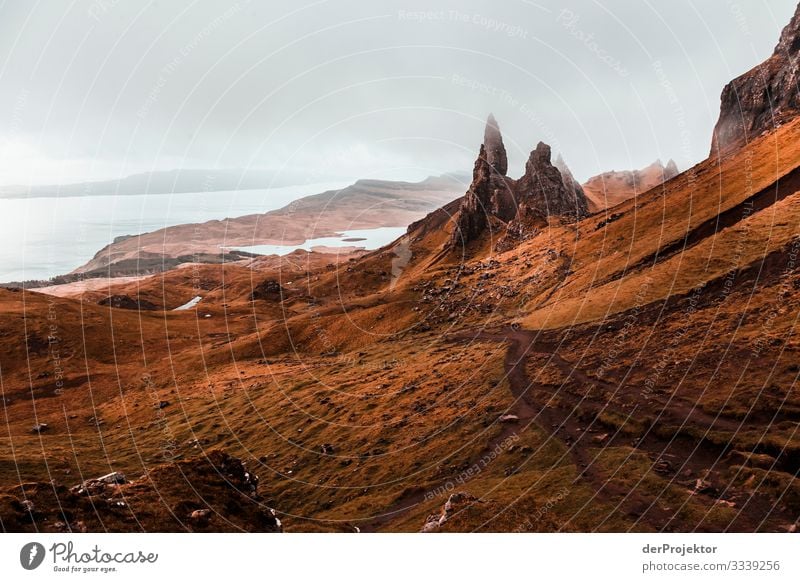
0 168 312 199
4 2 800 536
581 159 679 212
70 173 468 275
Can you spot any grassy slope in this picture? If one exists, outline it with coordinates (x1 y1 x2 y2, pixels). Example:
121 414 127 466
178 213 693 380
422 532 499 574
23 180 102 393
2 120 800 532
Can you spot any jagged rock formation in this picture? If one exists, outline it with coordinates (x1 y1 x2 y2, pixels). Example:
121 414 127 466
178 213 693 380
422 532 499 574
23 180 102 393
664 158 679 178
516 142 589 220
711 3 800 153
451 144 494 244
451 116 589 246
554 153 588 209
483 113 508 175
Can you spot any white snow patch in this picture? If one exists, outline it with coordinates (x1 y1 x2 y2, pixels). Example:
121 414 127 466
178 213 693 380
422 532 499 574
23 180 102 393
173 296 202 311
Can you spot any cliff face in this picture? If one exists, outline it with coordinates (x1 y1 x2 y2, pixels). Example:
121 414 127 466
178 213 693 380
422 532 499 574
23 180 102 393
554 153 589 212
515 143 589 220
711 4 800 153
483 113 508 175
451 116 588 246
451 115 519 244
451 144 495 244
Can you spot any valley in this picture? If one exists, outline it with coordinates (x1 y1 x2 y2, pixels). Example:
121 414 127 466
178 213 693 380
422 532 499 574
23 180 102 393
2 3 800 535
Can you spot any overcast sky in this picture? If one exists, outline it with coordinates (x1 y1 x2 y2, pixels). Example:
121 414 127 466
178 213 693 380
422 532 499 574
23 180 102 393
0 0 796 187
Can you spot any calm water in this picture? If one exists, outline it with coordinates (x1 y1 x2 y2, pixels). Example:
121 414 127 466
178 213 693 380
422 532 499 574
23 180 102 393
0 182 350 282
232 227 408 256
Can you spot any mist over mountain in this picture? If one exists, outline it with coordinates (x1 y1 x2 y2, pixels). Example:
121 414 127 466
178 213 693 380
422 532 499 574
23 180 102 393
1 1 796 187
3 0 800 543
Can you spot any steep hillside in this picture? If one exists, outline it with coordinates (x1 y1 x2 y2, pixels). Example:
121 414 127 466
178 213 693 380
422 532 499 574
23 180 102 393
4 5 800 534
3 113 800 532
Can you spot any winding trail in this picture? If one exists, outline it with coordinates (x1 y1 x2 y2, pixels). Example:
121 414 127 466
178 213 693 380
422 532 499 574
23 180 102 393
360 326 794 532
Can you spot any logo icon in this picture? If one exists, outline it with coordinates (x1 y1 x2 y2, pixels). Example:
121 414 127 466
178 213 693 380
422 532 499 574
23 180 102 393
20 542 46 570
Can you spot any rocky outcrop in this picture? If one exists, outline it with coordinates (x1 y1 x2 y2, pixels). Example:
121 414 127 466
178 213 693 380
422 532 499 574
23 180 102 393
420 491 479 532
516 142 589 220
711 4 800 153
664 158 679 180
554 153 588 209
450 116 589 247
98 294 158 311
0 450 283 533
451 145 496 245
451 115 518 246
249 279 284 301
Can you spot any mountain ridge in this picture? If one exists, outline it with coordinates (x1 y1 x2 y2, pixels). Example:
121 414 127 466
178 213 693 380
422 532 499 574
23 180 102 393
4 3 800 534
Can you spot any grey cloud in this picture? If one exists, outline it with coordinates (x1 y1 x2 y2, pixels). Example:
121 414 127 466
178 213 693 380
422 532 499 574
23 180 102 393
0 0 795 186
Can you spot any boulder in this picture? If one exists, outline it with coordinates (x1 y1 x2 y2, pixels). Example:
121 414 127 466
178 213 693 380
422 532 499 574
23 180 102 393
98 295 158 310
189 509 212 521
71 472 127 496
249 279 284 301
420 491 479 532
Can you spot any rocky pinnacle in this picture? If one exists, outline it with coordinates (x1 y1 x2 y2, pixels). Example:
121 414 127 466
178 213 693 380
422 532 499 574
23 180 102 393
451 117 589 247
